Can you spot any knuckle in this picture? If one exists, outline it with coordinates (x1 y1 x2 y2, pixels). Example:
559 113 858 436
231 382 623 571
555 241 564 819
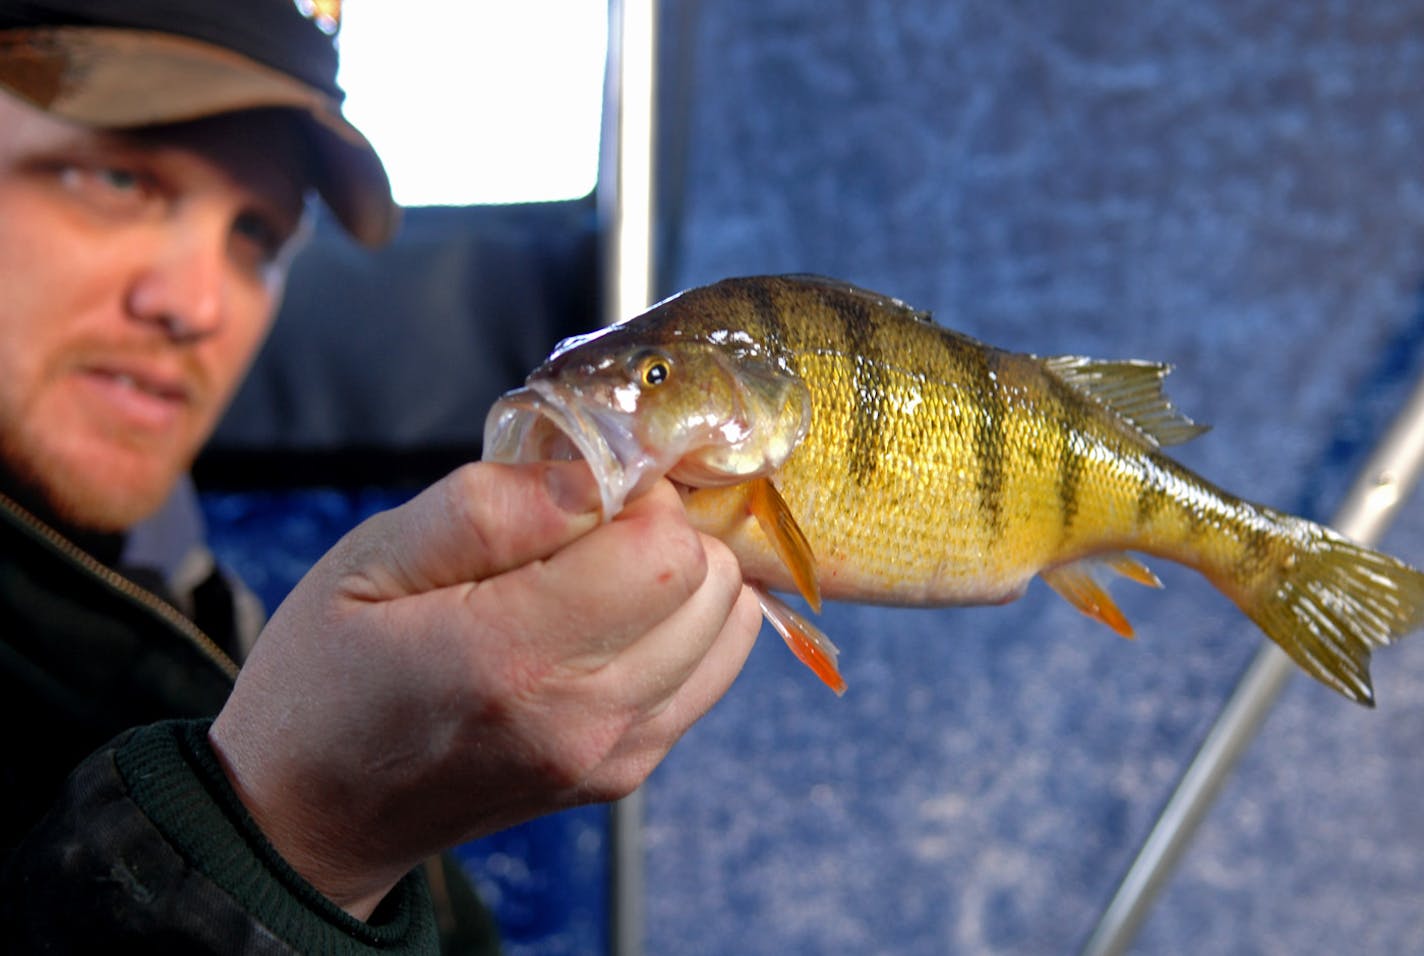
443 464 512 567
652 515 709 595
589 751 662 803
443 460 493 504
474 648 630 792
535 749 596 793
540 722 629 793
588 774 640 804
699 534 743 586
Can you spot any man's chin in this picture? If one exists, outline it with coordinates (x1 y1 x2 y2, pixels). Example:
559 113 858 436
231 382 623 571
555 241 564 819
0 419 199 532
31 475 173 532
4 448 183 533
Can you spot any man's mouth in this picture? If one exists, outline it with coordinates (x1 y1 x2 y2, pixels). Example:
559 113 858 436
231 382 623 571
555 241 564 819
78 362 195 432
92 367 190 403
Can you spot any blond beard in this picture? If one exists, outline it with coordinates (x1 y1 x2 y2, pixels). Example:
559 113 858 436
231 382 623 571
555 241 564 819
0 427 183 533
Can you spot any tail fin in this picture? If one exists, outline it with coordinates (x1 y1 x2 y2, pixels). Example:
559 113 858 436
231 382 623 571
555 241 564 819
1237 514 1424 707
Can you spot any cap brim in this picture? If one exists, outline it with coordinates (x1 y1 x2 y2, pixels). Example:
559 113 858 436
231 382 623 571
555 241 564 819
0 27 399 247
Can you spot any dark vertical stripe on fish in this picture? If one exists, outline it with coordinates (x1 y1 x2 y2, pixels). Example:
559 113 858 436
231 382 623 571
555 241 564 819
1136 468 1169 528
1057 426 1087 539
1042 371 1086 539
840 294 891 486
1184 494 1210 540
1147 463 1208 540
746 277 789 352
972 350 1007 534
1239 505 1276 578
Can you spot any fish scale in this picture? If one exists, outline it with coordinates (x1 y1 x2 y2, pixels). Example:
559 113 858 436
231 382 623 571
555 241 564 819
705 292 1141 604
485 274 1424 705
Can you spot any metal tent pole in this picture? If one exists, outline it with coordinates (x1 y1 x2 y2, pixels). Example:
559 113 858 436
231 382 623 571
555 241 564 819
600 1 660 954
1080 367 1424 956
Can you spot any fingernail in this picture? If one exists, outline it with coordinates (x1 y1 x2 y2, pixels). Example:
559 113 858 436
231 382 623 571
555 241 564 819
544 462 601 515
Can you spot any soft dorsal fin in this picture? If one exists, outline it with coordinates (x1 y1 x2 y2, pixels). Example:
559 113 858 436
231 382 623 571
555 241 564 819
1042 356 1210 448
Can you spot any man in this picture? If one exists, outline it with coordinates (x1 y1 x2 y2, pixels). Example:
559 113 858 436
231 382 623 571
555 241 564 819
0 2 761 951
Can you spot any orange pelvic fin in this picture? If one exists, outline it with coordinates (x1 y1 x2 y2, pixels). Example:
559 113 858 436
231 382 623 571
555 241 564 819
746 476 822 613
1041 558 1139 638
757 587 847 695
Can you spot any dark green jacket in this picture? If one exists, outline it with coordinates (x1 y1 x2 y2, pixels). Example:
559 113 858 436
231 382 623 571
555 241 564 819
0 489 499 954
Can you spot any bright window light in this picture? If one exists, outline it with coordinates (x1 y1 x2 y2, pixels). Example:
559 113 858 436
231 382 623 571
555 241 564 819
336 3 608 207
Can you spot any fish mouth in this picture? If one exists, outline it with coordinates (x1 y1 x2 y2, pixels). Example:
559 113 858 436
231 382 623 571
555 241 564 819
482 380 660 520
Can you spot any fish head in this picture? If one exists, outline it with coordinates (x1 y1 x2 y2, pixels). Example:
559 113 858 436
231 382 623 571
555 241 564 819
483 309 811 520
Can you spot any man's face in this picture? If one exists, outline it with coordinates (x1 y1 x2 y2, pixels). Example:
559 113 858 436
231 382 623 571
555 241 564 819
0 94 311 531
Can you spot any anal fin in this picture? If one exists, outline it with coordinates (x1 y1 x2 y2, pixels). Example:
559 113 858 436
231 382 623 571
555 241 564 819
1041 557 1145 638
1103 553 1163 590
757 588 846 695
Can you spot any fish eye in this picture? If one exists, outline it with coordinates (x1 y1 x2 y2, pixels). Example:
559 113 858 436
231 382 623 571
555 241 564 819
636 352 671 387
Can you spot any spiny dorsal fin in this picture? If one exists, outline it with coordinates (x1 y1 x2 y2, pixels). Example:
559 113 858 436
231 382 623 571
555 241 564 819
778 274 935 324
1042 356 1210 449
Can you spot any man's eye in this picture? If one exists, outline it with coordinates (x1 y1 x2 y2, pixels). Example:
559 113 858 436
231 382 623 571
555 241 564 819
233 211 288 267
58 164 153 210
95 167 141 192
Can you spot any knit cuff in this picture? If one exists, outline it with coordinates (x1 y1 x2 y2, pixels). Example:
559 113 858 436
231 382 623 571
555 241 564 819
115 718 438 954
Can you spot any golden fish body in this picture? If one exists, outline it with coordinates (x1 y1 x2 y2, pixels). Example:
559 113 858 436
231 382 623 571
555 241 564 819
684 279 1232 603
485 274 1424 705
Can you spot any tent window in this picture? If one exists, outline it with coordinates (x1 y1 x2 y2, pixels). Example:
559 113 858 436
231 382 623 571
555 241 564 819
336 2 608 207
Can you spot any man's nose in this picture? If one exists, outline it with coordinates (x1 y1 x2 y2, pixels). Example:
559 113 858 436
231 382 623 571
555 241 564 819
124 221 227 344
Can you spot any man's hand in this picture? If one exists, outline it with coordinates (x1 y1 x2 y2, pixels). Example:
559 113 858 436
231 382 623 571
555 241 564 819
208 460 761 919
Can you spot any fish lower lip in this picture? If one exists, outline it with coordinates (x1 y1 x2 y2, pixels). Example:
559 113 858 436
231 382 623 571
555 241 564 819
482 385 650 520
483 390 594 462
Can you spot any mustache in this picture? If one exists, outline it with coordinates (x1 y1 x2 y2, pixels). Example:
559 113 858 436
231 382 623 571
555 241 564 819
68 342 215 407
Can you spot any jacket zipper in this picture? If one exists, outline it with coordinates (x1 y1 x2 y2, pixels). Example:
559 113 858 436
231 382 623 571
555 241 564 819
0 491 240 682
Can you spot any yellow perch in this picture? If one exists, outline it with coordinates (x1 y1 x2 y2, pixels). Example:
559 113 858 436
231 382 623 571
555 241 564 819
483 274 1424 705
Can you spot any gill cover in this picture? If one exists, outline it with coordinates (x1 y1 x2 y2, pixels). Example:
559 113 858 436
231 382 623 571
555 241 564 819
482 341 812 520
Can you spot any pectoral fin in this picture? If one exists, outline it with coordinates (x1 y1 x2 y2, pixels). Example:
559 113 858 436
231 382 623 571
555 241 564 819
747 476 821 613
757 587 847 695
1042 557 1142 638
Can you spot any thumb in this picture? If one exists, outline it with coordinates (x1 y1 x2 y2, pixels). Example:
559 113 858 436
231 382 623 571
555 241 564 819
331 460 603 600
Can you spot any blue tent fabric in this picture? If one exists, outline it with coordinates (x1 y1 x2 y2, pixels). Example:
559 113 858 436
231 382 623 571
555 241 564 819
644 2 1424 954
198 1 1424 953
